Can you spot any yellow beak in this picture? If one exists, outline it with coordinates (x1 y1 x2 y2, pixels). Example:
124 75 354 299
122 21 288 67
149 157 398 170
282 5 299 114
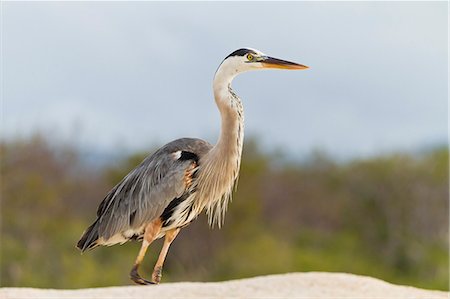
260 56 309 70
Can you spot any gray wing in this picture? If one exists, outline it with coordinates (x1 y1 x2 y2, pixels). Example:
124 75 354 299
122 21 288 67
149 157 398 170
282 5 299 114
95 138 212 240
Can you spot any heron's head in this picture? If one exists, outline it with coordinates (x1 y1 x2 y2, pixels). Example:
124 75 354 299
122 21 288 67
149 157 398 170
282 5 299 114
216 48 308 78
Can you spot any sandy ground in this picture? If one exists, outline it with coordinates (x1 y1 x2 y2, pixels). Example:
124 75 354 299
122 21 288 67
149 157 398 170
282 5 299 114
1 272 447 299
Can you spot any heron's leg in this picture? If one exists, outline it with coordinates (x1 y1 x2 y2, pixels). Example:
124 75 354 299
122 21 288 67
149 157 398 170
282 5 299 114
130 219 162 285
151 228 180 284
130 240 153 285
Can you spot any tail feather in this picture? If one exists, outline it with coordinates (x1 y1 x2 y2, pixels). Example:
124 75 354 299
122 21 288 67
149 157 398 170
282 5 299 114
77 220 100 252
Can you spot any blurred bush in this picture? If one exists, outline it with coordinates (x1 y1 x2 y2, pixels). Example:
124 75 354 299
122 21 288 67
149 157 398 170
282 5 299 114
1 135 448 290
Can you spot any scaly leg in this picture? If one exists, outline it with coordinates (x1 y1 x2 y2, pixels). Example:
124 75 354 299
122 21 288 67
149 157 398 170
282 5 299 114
129 219 162 285
151 228 180 284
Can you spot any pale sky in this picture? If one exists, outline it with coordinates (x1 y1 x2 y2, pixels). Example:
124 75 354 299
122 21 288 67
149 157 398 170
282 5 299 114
3 2 448 159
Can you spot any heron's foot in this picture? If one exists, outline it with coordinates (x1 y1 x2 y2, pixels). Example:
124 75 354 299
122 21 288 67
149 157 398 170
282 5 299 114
130 264 156 285
152 266 163 284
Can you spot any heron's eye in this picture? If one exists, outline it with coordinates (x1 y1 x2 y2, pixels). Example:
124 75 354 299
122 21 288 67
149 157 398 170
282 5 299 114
246 54 254 61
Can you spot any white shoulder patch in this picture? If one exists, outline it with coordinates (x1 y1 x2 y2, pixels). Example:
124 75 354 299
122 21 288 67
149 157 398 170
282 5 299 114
172 150 182 160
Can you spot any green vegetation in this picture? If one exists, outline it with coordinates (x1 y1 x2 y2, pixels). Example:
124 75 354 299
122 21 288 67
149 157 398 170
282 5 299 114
1 136 448 290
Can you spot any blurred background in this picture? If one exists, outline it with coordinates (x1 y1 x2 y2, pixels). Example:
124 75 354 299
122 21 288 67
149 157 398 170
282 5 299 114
1 1 448 291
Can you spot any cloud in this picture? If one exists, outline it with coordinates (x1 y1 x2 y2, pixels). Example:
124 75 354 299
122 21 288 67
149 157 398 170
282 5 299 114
3 2 447 158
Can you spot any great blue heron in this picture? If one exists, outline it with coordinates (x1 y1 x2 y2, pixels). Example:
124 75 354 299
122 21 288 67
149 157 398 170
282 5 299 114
77 48 308 285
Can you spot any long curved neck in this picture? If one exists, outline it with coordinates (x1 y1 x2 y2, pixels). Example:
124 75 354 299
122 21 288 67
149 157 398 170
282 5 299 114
192 64 245 227
212 67 244 161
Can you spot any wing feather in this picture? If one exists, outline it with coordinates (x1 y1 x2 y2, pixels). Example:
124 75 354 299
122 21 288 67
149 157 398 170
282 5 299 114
95 138 212 240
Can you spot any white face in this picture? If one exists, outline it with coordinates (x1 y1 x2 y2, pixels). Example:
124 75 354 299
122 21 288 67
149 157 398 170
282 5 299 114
216 48 308 79
219 49 267 75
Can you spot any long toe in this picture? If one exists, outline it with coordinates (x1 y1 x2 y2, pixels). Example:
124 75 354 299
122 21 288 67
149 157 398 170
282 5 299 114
131 276 155 285
152 266 163 284
130 265 156 286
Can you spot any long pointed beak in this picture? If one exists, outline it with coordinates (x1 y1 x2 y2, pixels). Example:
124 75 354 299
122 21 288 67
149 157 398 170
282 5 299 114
260 56 309 70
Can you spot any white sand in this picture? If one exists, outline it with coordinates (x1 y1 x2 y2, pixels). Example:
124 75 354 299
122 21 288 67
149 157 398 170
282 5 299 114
1 272 447 299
